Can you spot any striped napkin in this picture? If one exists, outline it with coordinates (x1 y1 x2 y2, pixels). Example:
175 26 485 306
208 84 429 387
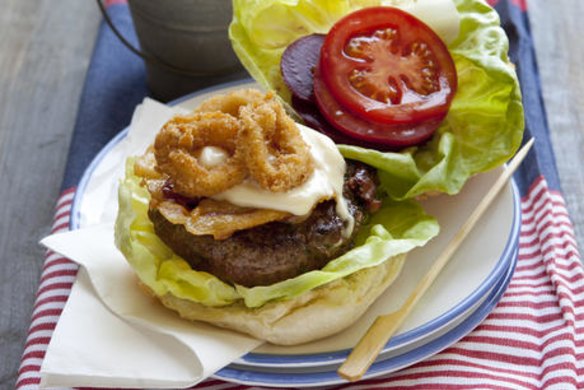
16 0 584 388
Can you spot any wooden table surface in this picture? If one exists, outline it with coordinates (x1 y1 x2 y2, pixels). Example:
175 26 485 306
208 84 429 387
0 0 582 387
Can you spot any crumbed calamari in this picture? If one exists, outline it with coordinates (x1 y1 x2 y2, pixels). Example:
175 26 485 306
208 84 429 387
239 98 314 192
195 88 267 118
142 89 315 238
154 111 246 198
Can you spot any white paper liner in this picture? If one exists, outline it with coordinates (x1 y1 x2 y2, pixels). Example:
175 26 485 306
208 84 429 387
39 99 263 388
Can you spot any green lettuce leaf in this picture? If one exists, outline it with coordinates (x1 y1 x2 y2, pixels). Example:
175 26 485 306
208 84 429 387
115 160 439 308
229 0 524 199
230 0 357 103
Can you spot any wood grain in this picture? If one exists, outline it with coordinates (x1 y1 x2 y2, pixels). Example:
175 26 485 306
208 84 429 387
0 0 99 387
527 0 584 249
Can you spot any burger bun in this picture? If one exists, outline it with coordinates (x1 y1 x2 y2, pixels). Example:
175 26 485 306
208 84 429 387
147 254 406 345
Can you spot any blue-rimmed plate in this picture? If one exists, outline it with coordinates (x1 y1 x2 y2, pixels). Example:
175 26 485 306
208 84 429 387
70 80 520 379
214 246 517 387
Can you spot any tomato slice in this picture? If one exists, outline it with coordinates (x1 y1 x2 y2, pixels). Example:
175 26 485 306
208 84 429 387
313 64 441 147
319 7 457 126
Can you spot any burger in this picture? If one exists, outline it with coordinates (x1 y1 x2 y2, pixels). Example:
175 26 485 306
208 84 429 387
116 0 524 346
115 89 438 345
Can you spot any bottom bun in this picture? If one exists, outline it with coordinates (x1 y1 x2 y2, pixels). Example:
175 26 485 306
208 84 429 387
149 254 406 345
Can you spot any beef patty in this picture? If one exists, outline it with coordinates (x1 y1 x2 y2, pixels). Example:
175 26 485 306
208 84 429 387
148 161 380 287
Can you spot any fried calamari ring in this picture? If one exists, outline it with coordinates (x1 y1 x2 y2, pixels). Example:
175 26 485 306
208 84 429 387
195 88 267 118
239 99 314 192
154 111 246 198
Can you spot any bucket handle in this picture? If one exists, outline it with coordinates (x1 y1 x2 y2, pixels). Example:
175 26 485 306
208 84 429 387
96 0 223 77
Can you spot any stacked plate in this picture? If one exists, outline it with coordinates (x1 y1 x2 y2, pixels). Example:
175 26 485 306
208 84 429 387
71 82 521 388
216 251 516 387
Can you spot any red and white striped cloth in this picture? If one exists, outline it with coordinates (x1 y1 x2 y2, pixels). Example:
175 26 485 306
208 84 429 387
16 177 584 389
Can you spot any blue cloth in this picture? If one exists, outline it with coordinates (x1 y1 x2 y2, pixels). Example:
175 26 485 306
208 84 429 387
62 1 557 197
62 4 148 189
494 1 560 193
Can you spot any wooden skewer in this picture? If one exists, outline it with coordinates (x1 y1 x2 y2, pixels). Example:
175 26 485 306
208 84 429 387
337 138 535 382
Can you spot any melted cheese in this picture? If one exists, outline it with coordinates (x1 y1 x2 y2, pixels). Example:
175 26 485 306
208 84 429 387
213 124 354 236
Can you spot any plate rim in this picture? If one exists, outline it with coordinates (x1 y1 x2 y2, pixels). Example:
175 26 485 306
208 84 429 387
69 80 521 368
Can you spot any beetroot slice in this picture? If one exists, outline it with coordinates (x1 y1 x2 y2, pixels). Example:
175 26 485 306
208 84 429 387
292 96 353 144
281 34 325 103
292 96 394 151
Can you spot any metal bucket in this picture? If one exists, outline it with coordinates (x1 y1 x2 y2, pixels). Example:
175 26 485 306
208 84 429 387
102 0 247 101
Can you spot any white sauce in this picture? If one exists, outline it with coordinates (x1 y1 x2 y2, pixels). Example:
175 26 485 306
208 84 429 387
213 124 355 237
199 146 229 169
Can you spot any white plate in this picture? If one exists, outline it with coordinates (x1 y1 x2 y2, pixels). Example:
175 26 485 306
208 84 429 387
214 252 516 387
70 80 520 381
